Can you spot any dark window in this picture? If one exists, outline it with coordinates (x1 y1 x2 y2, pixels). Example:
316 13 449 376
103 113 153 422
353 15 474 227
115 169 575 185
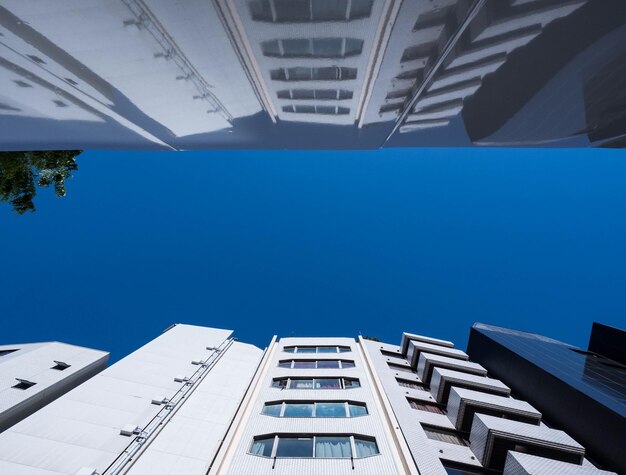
13 380 36 390
282 105 350 115
13 80 33 88
442 461 489 474
0 349 18 357
27 54 46 64
397 378 427 390
272 377 360 389
388 362 414 373
423 426 467 446
51 361 71 371
271 67 356 81
381 349 404 359
276 437 314 457
408 398 445 414
250 0 373 22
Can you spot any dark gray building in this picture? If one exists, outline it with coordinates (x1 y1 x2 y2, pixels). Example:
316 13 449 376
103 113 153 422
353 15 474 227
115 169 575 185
467 322 626 474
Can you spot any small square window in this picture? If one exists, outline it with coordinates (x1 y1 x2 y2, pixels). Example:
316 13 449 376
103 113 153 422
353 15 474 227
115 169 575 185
13 379 36 390
52 361 70 371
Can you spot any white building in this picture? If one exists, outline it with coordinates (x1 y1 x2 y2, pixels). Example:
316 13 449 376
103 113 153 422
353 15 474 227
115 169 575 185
0 341 108 434
0 325 616 475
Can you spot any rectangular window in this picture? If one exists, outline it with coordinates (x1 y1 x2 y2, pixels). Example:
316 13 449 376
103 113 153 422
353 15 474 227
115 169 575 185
250 0 373 22
12 380 36 390
262 403 283 416
317 360 340 369
315 436 352 457
343 379 361 388
423 426 467 446
317 346 338 353
276 437 314 457
397 378 426 390
348 403 368 417
291 379 315 389
315 378 341 389
293 360 317 369
354 438 379 457
408 399 445 414
271 67 357 81
315 402 346 417
284 403 314 417
251 437 274 456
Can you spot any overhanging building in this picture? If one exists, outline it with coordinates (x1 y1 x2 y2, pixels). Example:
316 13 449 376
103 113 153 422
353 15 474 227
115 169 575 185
0 324 617 474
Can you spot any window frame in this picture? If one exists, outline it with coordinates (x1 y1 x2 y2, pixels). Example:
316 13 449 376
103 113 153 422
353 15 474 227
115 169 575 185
262 400 368 418
278 359 356 369
271 377 360 389
283 345 351 353
249 434 379 459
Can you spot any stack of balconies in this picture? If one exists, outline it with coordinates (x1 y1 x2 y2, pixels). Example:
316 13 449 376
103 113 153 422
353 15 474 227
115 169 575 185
398 332 614 474
397 0 587 133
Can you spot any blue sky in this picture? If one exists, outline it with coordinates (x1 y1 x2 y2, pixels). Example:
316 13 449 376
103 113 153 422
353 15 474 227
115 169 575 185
1 148 625 362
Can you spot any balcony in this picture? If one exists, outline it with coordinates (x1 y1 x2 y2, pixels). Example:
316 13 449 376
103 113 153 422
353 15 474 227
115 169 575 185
417 352 487 384
430 368 510 405
504 451 616 475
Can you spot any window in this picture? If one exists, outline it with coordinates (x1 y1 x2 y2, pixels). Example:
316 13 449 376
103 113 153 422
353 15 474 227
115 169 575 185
278 89 353 101
12 379 36 390
388 362 414 374
270 67 357 81
397 378 427 390
250 0 373 23
261 38 363 58
27 54 46 64
408 399 445 414
263 401 368 418
0 349 17 357
250 434 378 459
272 377 360 389
284 345 351 353
51 361 71 371
278 359 355 369
442 461 489 474
422 426 467 446
282 105 350 115
13 80 33 88
381 349 405 359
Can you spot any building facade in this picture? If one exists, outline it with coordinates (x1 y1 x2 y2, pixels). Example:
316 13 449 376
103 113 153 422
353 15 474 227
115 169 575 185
0 324 618 474
0 341 109 433
467 322 626 474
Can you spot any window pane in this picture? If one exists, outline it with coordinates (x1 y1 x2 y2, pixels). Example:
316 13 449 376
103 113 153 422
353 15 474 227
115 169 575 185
282 39 311 57
292 89 315 100
313 0 348 21
283 347 295 353
355 438 379 457
274 0 310 22
315 436 352 458
284 403 314 417
338 346 351 353
272 379 287 388
316 105 336 115
344 38 364 56
262 403 282 416
343 379 360 388
276 437 314 458
313 67 338 80
290 379 314 389
297 347 316 353
278 361 292 368
261 40 281 56
251 437 274 456
293 360 316 369
423 427 466 446
317 360 339 368
340 361 355 368
313 38 343 57
315 402 346 417
315 378 341 389
348 403 368 417
350 0 374 19
317 346 337 353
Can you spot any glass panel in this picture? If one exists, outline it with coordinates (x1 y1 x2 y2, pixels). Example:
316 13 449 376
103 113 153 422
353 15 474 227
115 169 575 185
315 90 336 100
290 379 314 389
272 379 287 388
340 360 355 368
349 0 373 19
423 427 466 446
262 403 283 416
297 347 316 353
314 378 341 389
343 378 360 388
276 437 314 458
284 403 314 417
251 437 274 456
344 38 364 57
282 39 311 57
249 0 272 21
315 402 346 417
312 0 347 21
354 438 379 457
313 67 338 80
317 346 337 353
289 67 312 81
317 360 339 368
292 89 315 100
315 436 352 458
348 403 368 417
261 40 281 56
293 360 316 369
295 105 316 114
316 105 336 115
313 38 343 58
274 0 310 22
283 346 295 353
278 361 292 368
338 346 351 353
